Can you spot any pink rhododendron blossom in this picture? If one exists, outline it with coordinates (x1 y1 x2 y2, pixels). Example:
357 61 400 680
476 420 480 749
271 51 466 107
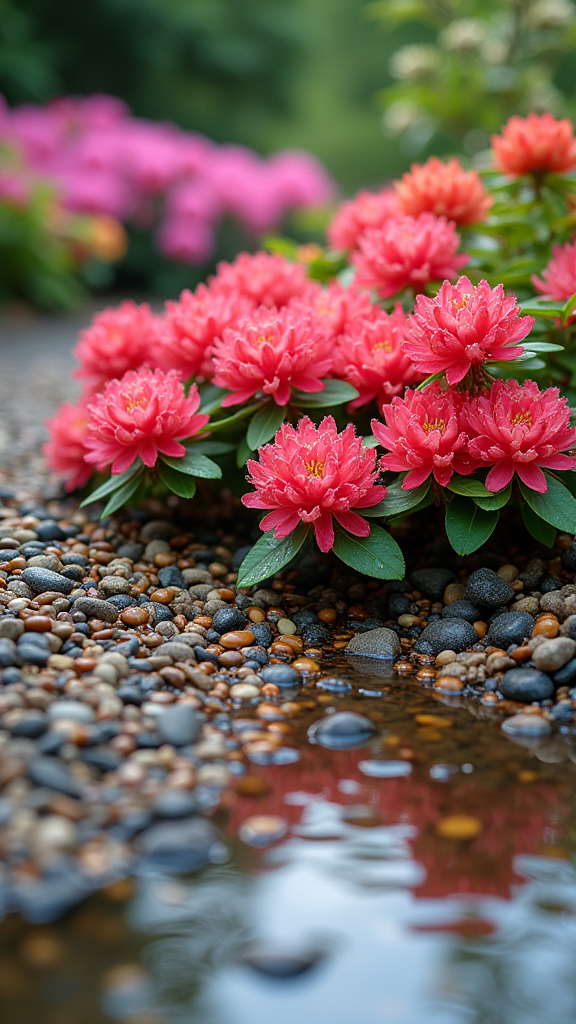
84 368 209 475
287 280 376 341
352 214 468 298
43 402 92 492
403 277 534 386
461 379 576 493
532 241 576 317
210 252 313 308
492 113 576 177
158 284 253 380
156 217 214 265
327 188 401 251
372 381 475 489
242 416 386 552
395 157 493 226
332 303 424 410
73 301 161 395
211 306 333 408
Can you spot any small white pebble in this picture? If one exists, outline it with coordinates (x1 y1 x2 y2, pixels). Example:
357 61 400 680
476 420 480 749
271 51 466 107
277 617 296 635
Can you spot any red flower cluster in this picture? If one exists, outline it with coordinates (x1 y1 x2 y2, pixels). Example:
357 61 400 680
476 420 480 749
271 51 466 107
373 379 576 493
532 240 576 310
212 305 333 407
327 188 401 252
73 301 160 395
395 157 493 226
332 302 424 409
84 368 209 475
209 251 314 308
43 402 91 492
403 276 534 385
158 283 253 380
492 113 576 177
242 416 386 552
352 213 468 298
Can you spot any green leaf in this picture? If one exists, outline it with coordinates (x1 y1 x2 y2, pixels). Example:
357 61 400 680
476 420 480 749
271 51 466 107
445 495 499 555
474 484 512 511
332 524 405 580
522 504 557 547
160 450 222 479
361 434 380 448
518 300 565 318
100 473 143 517
205 404 259 432
236 524 309 588
246 402 287 450
379 477 431 516
518 341 564 353
190 440 236 456
447 475 491 497
359 500 389 518
80 463 141 507
291 379 359 408
519 473 576 533
236 434 252 469
562 293 576 326
158 464 197 498
198 383 227 415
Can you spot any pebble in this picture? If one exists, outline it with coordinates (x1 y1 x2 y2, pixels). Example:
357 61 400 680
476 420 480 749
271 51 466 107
47 701 95 724
137 817 225 873
28 757 83 798
259 664 300 687
73 597 119 623
435 815 482 840
20 567 75 595
414 618 478 656
358 760 412 778
466 568 514 609
501 712 552 737
156 705 202 746
210 607 248 635
410 568 457 600
345 627 401 659
487 611 535 649
441 599 483 623
309 711 376 749
239 815 289 848
532 638 576 672
499 667 555 703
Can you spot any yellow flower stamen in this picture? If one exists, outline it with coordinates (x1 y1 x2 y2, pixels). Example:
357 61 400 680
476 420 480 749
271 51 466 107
372 340 393 353
422 418 446 433
511 411 533 427
305 460 325 477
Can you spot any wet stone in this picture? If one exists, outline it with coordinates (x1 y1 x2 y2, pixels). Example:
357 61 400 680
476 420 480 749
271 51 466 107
157 565 186 589
260 664 300 687
410 568 457 600
249 623 274 647
239 815 289 848
487 611 536 649
553 657 576 687
310 711 376 750
157 641 197 662
28 757 83 798
345 627 402 660
441 599 483 623
413 618 478 656
300 623 330 645
153 790 198 818
466 568 514 609
501 712 552 737
499 667 555 703
8 713 47 738
17 645 49 666
47 701 95 724
137 817 225 873
20 567 75 595
316 677 353 693
532 638 576 673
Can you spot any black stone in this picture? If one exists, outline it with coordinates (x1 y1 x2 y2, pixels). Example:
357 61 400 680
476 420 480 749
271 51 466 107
116 542 144 560
17 645 49 667
137 816 223 873
34 520 66 542
28 757 83 798
316 677 352 693
552 702 575 722
210 607 248 635
0 548 18 561
466 568 514 608
260 664 300 687
388 594 411 617
136 731 162 748
242 648 269 667
37 732 64 756
61 552 89 567
249 623 274 647
499 667 555 703
0 641 17 668
143 602 173 623
153 790 198 818
553 657 576 687
300 623 330 645
410 568 457 601
413 617 478 656
72 597 119 623
8 714 47 738
81 747 122 772
487 611 535 649
114 637 140 656
60 566 85 582
157 565 186 589
106 595 135 610
310 711 376 750
540 576 562 594
562 544 576 572
441 599 483 623
117 685 144 705
20 567 75 595
195 645 219 666
291 609 319 629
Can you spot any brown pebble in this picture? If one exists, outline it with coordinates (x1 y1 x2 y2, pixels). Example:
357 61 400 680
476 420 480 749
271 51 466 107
159 666 187 688
436 815 482 840
219 630 255 649
154 552 176 567
415 713 453 728
247 607 266 623
434 676 464 693
23 616 52 632
293 657 319 673
92 628 115 640
219 650 244 667
443 583 465 604
261 683 280 697
318 608 337 623
473 621 487 638
151 587 177 604
120 607 149 626
416 668 436 681
511 645 531 663
270 641 295 658
236 775 270 797
197 661 216 674
533 616 559 638
74 658 97 674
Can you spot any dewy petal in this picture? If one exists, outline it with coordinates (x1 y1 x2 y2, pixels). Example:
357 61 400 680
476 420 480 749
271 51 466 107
515 462 548 493
485 460 514 492
314 510 335 552
333 510 371 536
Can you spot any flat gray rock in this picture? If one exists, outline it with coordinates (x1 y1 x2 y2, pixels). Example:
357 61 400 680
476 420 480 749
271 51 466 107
345 627 401 660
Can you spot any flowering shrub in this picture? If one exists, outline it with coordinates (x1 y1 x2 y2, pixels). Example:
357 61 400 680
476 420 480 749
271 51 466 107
45 112 576 584
0 94 334 276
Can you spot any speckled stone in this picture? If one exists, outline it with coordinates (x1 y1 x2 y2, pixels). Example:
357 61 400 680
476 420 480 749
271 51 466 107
466 568 514 609
345 627 401 660
413 618 478 656
499 667 555 703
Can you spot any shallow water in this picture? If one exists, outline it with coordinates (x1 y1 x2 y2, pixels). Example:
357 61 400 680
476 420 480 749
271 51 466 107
3 660 576 1024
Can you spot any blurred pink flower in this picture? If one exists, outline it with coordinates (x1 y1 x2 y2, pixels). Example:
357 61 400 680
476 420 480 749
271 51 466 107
242 416 386 552
532 241 576 315
211 251 313 308
43 402 92 492
73 300 161 395
492 113 576 177
158 283 252 379
353 213 468 298
327 188 401 251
